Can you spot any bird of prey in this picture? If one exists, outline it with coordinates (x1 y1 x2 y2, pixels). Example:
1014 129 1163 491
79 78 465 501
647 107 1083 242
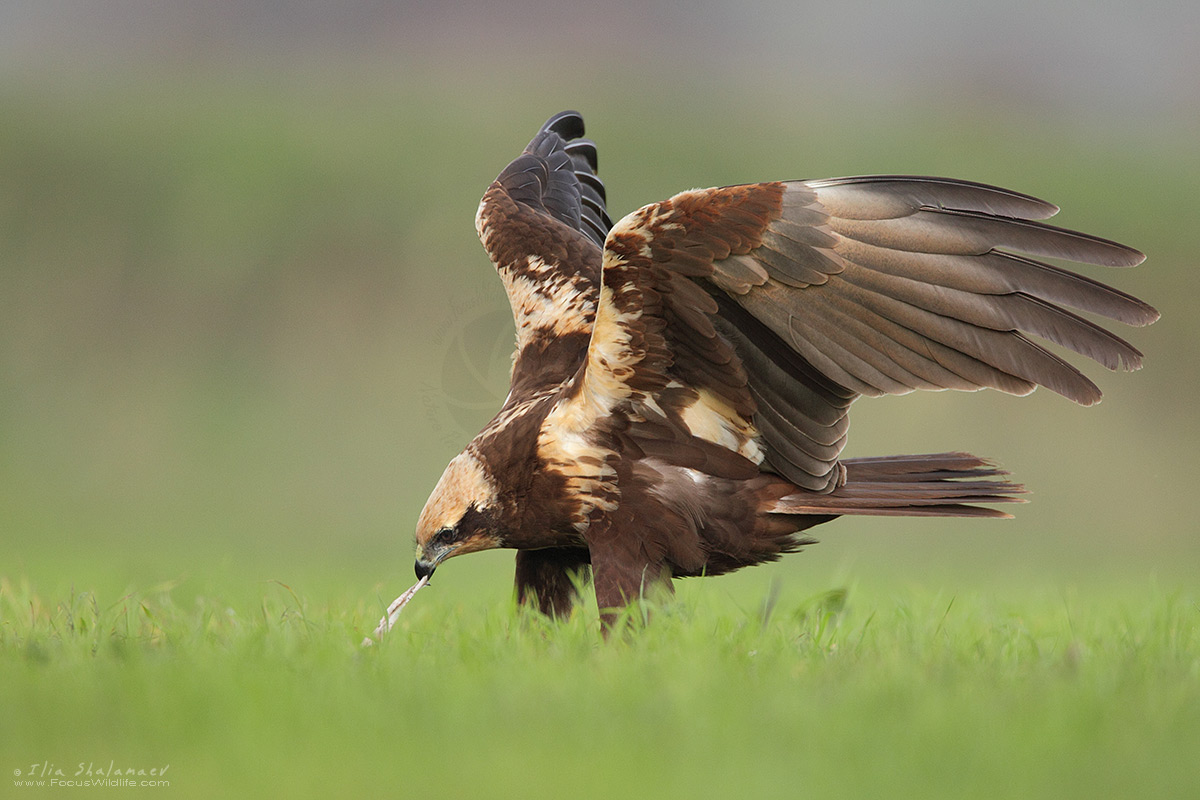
404 111 1157 627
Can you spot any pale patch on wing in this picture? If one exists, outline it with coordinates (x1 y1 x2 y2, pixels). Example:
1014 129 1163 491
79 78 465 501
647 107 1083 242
537 401 619 531
677 387 764 464
572 206 674 408
536 258 645 530
498 256 595 351
637 201 685 246
538 308 624 530
580 282 642 407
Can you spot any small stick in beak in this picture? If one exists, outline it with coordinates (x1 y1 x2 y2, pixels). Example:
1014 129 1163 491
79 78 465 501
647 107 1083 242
361 575 430 647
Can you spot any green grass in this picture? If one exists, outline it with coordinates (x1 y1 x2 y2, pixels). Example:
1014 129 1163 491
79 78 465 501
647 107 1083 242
3 573 1198 799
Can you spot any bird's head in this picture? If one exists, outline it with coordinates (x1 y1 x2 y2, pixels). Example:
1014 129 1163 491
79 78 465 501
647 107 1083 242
413 449 503 582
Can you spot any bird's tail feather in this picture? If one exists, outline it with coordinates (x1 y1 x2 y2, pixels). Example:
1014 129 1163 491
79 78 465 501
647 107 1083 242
768 452 1026 518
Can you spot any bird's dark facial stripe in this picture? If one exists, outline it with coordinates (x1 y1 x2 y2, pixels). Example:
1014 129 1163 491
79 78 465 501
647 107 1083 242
456 504 497 542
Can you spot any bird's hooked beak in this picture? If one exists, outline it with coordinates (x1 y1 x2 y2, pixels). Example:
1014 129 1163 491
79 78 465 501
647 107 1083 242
414 557 436 583
414 536 460 583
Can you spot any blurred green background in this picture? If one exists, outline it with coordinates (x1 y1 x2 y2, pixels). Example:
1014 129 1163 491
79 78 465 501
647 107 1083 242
1 1 1197 602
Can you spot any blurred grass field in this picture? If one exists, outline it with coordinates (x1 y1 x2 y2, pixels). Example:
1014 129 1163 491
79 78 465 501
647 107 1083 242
3 574 1198 798
1 67 1198 797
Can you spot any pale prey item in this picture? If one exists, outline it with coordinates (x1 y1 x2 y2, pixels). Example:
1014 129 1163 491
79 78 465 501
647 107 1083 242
362 575 429 646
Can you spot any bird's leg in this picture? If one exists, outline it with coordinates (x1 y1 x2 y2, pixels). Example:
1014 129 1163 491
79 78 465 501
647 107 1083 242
514 547 591 618
587 530 672 633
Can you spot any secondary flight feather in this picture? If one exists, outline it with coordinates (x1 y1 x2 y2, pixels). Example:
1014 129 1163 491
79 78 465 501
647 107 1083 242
370 111 1157 636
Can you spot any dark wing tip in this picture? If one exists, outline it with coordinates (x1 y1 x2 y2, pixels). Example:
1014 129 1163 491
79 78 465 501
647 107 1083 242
542 110 586 141
566 139 601 173
496 110 611 247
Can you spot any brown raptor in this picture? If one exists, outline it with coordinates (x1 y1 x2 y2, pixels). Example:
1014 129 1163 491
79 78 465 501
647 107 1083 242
406 111 1157 625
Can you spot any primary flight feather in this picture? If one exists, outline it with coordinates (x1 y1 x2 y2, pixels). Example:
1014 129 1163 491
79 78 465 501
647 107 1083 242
391 111 1156 629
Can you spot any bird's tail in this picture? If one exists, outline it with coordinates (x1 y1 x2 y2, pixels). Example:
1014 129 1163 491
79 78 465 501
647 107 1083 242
767 452 1026 518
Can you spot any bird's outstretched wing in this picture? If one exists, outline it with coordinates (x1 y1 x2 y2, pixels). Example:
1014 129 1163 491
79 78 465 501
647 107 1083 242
474 112 614 395
555 176 1157 496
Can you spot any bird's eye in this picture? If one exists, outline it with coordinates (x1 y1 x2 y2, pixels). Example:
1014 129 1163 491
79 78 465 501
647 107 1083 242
432 527 455 545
